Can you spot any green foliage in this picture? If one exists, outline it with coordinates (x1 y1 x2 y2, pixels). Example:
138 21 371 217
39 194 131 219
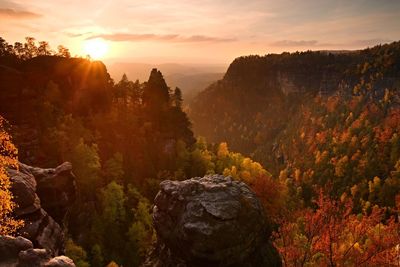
5 36 400 266
70 139 101 199
126 186 154 265
104 153 124 183
65 239 90 267
90 244 104 267
101 181 126 224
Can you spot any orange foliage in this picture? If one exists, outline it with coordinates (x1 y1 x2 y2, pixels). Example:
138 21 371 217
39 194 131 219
274 191 400 266
340 130 351 144
250 174 286 221
348 96 362 111
384 109 400 130
315 131 328 144
0 117 23 235
326 96 340 113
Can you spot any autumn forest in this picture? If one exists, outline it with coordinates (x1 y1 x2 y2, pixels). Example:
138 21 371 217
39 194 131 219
0 33 399 267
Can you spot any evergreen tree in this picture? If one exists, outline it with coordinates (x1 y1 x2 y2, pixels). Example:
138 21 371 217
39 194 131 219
142 68 170 109
172 87 183 108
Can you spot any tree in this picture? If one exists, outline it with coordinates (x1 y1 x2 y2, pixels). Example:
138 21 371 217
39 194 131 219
65 239 90 267
172 87 183 108
104 153 124 183
23 37 38 58
57 45 71 58
69 139 101 199
251 174 287 220
274 190 400 266
90 244 104 267
13 42 24 58
142 68 170 109
98 181 127 264
126 186 154 266
37 41 52 56
0 116 23 235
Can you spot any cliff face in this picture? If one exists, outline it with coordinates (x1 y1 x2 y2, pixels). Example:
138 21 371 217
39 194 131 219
222 52 354 98
145 175 281 267
189 42 400 155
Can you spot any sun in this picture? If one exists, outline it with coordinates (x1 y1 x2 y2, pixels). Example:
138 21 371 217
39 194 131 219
83 39 109 59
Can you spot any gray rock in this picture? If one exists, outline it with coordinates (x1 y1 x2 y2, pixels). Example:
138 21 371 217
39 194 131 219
22 162 76 224
148 175 281 267
7 162 76 256
18 248 51 267
0 236 75 267
44 256 75 267
0 236 33 265
8 166 40 216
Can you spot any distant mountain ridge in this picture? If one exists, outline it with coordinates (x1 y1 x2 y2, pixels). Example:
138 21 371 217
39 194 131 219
189 42 400 155
109 62 225 103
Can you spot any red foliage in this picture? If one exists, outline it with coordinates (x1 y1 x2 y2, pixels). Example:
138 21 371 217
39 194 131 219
274 191 400 266
326 97 340 113
250 174 285 221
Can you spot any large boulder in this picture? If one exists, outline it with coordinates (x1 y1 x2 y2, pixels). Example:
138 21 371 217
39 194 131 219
147 175 281 267
0 236 75 267
0 236 33 265
7 162 76 256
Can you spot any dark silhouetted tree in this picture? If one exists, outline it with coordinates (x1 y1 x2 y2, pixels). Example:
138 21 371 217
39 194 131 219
142 68 170 109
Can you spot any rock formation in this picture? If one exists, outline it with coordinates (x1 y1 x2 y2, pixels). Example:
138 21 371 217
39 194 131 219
145 175 281 267
0 235 75 267
0 162 77 266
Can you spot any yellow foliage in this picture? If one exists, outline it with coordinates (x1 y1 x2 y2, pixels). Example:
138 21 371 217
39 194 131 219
294 169 301 183
106 261 119 267
0 116 23 235
335 155 349 177
217 142 229 159
350 185 358 197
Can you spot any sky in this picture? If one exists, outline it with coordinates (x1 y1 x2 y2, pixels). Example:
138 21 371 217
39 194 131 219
1 0 400 65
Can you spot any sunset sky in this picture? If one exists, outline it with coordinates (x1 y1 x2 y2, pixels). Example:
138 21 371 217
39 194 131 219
1 0 400 64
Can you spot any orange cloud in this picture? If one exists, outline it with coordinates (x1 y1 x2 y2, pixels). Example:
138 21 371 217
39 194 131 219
0 8 41 19
270 40 318 47
87 33 236 43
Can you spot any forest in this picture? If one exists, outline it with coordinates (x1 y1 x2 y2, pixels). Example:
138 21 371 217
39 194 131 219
0 37 399 266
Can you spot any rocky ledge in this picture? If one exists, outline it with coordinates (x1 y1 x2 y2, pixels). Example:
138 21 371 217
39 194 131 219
0 162 77 266
0 235 74 267
145 175 281 267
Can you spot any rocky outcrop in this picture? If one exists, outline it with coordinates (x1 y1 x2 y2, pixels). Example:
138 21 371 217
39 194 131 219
146 175 281 267
7 162 76 256
24 162 77 223
0 235 75 267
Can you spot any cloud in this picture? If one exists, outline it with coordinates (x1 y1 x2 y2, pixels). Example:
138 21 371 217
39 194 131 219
86 33 236 43
268 38 395 50
350 38 393 47
64 32 93 38
270 40 319 47
0 8 41 19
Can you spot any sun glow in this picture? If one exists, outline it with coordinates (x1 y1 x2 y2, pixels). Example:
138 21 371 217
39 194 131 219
83 39 109 59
